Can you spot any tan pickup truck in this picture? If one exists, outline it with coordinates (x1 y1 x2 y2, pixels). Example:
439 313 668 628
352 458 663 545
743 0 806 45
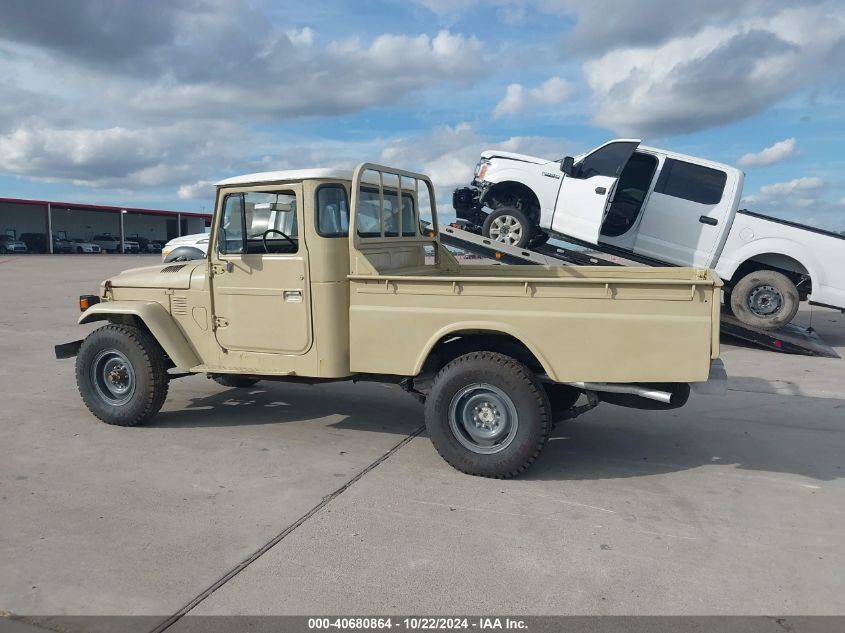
56 164 725 478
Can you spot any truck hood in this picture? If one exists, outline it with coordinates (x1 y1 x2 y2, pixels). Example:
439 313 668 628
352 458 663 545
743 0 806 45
480 149 553 165
107 260 205 290
165 233 209 247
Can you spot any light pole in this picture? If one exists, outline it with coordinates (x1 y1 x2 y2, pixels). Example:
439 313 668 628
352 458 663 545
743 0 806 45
120 209 127 253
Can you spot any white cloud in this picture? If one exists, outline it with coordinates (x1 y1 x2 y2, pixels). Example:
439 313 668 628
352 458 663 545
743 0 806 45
178 180 216 200
759 176 823 198
584 5 845 136
493 77 573 118
286 27 314 48
121 29 485 120
0 122 247 189
738 137 797 168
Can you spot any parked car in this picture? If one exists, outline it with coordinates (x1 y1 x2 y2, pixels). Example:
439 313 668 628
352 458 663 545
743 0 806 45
0 235 28 254
122 239 140 254
131 236 164 253
454 139 845 330
19 233 73 253
91 234 120 253
161 232 210 262
69 238 102 254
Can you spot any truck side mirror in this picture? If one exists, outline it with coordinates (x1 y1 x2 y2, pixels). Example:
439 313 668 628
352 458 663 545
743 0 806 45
560 156 575 176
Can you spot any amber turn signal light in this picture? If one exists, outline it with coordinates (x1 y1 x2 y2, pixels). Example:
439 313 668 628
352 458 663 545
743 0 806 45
79 295 100 312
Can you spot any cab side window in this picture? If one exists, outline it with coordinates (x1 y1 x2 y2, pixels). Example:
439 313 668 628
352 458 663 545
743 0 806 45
218 194 245 254
577 142 637 179
316 185 349 237
218 191 298 255
654 159 726 205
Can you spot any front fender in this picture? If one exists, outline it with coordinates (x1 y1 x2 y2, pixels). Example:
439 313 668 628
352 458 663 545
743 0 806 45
79 301 200 370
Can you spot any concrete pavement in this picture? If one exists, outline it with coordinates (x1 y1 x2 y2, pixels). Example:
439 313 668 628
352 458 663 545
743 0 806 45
0 255 843 629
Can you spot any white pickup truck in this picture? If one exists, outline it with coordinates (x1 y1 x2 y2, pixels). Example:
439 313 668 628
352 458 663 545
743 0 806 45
453 139 845 330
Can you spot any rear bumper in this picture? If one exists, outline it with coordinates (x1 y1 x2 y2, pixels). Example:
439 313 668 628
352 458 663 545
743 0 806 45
690 358 727 396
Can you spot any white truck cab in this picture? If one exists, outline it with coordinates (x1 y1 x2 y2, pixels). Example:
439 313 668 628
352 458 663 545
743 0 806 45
454 140 845 330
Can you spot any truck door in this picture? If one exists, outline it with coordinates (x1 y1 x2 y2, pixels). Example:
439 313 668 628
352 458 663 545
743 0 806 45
210 184 312 355
633 158 733 266
550 140 639 244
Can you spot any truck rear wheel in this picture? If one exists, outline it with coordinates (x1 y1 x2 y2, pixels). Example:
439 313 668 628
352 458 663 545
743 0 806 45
76 324 169 426
482 206 535 248
425 351 551 478
729 269 800 330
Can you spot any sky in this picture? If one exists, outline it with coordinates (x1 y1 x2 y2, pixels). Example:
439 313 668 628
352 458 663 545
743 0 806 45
0 0 844 229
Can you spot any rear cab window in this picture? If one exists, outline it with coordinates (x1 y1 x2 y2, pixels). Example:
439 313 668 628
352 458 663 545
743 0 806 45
316 185 350 237
655 159 727 205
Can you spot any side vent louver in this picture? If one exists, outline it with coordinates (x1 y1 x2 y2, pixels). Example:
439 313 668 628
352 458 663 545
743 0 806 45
171 296 189 316
160 264 187 273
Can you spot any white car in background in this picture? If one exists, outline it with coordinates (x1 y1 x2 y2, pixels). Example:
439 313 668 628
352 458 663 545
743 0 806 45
161 233 210 262
69 238 102 254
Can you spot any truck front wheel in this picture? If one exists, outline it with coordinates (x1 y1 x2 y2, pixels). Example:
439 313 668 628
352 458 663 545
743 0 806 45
76 324 169 426
729 269 800 330
425 351 551 478
482 206 535 248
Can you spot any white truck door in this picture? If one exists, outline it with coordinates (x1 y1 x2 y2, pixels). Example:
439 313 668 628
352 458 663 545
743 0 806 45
550 140 639 244
633 158 735 267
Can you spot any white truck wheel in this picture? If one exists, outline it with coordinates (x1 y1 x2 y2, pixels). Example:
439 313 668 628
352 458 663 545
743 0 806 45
482 206 535 248
729 270 800 330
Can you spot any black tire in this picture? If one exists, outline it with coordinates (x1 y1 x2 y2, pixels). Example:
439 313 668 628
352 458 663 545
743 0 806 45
543 384 581 426
211 374 260 388
425 351 551 478
0 246 7 254
76 246 84 254
482 206 535 248
729 269 800 330
75 324 169 426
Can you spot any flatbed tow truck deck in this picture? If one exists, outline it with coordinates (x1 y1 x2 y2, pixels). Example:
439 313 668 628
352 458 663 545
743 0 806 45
439 223 840 359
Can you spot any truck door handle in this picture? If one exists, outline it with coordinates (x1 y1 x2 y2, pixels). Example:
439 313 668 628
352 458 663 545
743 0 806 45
699 216 718 226
283 290 303 303
595 187 607 195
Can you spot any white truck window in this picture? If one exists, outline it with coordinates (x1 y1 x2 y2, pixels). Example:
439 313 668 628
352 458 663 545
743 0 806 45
654 159 726 205
577 141 637 179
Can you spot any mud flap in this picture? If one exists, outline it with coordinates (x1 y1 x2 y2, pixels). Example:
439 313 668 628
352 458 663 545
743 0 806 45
55 340 83 359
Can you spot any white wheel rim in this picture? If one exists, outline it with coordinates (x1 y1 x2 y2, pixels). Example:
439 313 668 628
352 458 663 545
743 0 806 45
489 215 523 245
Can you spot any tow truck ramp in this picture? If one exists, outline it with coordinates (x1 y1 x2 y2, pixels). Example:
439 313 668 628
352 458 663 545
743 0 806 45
439 224 840 359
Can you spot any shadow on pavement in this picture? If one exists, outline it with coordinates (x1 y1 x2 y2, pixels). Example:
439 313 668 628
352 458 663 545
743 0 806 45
526 398 845 482
147 378 844 484
148 381 421 435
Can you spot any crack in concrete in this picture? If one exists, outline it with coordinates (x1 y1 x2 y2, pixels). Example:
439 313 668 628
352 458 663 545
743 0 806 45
149 425 424 633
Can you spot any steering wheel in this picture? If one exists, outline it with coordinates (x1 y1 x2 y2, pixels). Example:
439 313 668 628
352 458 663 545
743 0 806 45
261 228 296 253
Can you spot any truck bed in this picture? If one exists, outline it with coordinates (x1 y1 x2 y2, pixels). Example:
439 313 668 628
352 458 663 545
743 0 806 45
348 263 721 384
